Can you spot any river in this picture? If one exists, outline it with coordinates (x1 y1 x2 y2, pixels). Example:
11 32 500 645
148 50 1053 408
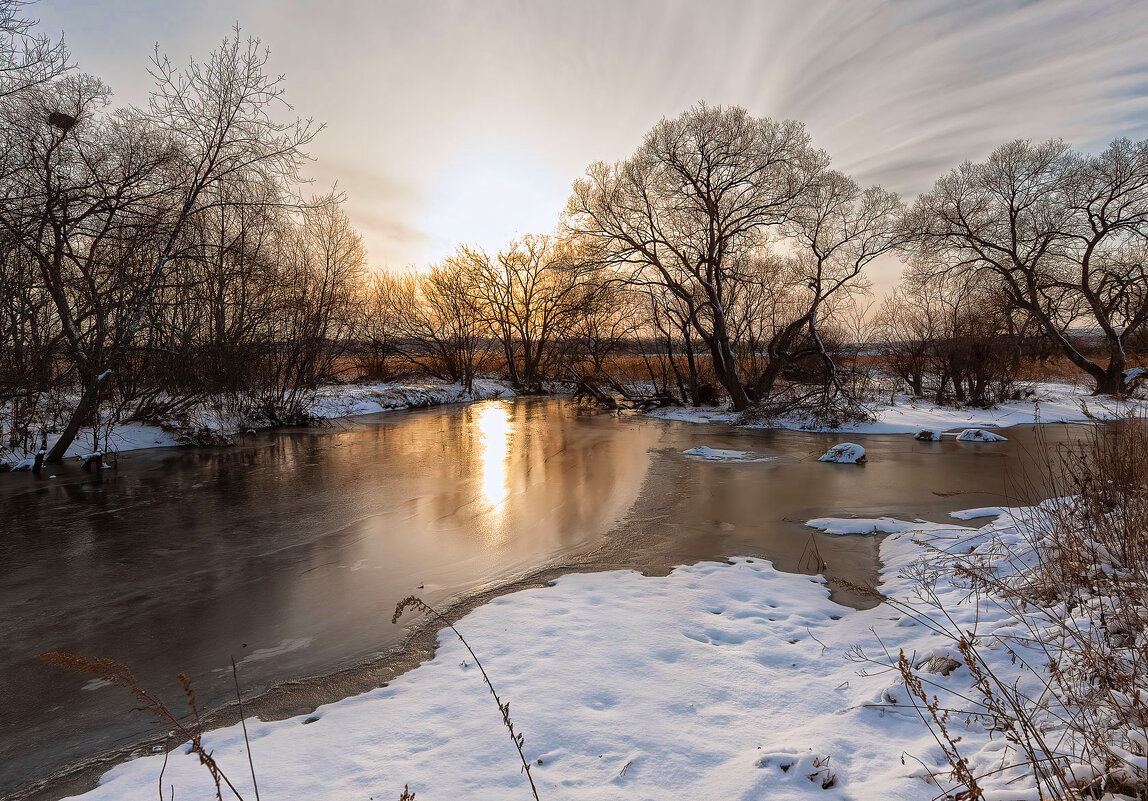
0 397 1087 798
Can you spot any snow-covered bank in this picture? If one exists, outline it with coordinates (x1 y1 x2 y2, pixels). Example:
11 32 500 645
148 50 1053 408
2 380 515 467
63 504 1092 801
649 380 1148 435
308 378 514 419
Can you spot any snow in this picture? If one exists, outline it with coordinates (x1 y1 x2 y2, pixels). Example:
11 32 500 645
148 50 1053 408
948 506 1007 520
651 382 1148 435
1 380 515 467
831 382 1142 434
61 504 1120 801
818 443 866 463
682 446 771 462
647 405 740 425
805 516 966 536
308 378 514 419
954 428 1008 442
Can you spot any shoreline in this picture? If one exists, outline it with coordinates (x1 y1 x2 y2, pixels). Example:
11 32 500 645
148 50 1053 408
6 527 872 801
5 378 1144 473
1 379 518 470
647 379 1148 434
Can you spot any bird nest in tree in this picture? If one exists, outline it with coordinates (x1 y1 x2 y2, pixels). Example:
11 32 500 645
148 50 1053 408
47 111 77 132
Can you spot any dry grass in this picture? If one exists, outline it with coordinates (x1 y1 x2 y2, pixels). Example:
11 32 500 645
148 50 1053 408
38 651 434 800
878 408 1148 800
393 595 541 801
37 652 258 801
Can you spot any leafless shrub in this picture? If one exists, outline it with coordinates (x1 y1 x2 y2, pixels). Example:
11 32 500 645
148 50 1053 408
870 408 1148 800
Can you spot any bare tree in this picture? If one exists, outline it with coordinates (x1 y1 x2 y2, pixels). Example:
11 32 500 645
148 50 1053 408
0 75 178 460
754 171 904 412
909 138 1148 396
567 103 826 410
0 0 68 99
392 257 486 390
467 234 597 391
354 270 403 380
875 284 936 397
0 26 317 461
570 272 640 378
251 197 365 421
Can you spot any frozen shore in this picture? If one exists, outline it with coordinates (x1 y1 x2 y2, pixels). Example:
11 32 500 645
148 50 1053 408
2 379 516 467
649 380 1148 435
63 503 1082 801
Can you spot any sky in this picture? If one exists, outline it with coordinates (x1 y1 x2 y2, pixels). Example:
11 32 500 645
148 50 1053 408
33 0 1148 288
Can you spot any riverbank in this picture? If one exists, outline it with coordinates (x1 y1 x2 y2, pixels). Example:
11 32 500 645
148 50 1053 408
649 379 1148 434
52 503 1082 800
7 378 1141 471
1 379 515 469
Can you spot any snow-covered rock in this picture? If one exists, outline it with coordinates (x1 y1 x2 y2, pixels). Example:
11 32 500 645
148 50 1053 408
914 430 940 441
955 428 1007 442
818 442 866 463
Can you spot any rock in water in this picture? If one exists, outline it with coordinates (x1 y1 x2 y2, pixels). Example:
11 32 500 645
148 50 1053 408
818 443 866 463
915 430 940 441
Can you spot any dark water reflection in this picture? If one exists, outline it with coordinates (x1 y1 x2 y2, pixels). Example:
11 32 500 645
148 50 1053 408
0 398 1093 795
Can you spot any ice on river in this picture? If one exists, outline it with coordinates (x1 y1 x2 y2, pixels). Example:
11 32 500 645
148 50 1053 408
682 446 771 462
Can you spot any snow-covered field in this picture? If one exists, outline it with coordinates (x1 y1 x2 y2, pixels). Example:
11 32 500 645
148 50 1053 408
67 505 1081 801
3 379 515 466
650 381 1148 435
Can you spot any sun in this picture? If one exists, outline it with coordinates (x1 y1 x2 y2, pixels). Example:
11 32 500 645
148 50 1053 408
420 139 568 264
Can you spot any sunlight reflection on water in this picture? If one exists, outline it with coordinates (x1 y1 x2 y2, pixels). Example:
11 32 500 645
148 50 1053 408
474 400 513 511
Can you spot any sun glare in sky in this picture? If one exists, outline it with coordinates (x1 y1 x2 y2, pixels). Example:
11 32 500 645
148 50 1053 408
421 141 568 265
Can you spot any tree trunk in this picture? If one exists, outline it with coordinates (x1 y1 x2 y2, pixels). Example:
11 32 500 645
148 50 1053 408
706 335 749 411
1093 366 1126 396
46 373 106 463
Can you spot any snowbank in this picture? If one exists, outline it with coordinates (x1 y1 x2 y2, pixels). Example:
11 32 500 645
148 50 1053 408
2 380 515 466
947 506 1007 520
649 381 1148 435
805 516 965 536
309 379 513 419
647 406 740 425
66 504 1083 801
